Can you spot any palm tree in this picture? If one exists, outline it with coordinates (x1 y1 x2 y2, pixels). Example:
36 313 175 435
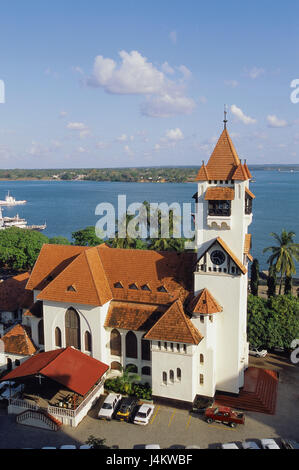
263 230 299 294
118 365 141 395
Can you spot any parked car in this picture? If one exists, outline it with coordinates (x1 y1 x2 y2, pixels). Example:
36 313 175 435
204 406 245 428
133 404 155 425
249 348 267 358
260 439 280 449
60 445 77 449
242 441 260 449
221 442 239 449
145 444 160 449
98 393 122 420
281 439 299 449
115 397 139 422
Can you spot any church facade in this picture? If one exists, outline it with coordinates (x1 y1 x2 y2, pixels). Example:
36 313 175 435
21 124 254 406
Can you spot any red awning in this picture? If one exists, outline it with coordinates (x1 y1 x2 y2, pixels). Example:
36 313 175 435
0 347 109 396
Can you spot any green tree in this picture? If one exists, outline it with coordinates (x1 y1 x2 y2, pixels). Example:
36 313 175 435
72 226 104 246
247 294 269 348
0 227 49 270
284 276 292 295
250 259 260 296
263 230 299 295
267 264 277 298
85 435 110 449
49 236 71 245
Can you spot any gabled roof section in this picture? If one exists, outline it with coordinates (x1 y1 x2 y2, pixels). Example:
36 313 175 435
198 237 247 275
26 244 89 291
244 234 253 262
232 164 249 181
1 347 109 396
144 299 203 345
205 187 235 201
245 187 256 199
24 300 43 318
189 289 223 315
197 129 241 181
97 245 196 305
0 272 33 312
37 247 112 306
105 301 167 331
243 162 252 179
1 324 37 356
196 162 210 181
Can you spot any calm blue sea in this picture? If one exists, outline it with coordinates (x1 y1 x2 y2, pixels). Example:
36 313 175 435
0 171 298 270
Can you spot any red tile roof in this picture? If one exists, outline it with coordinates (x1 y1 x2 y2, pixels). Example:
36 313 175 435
105 301 167 331
1 347 109 396
232 164 249 181
1 324 37 356
144 300 203 345
244 234 253 262
0 273 33 312
245 187 256 199
34 245 196 307
26 244 88 291
23 300 43 318
37 247 112 306
189 289 223 314
205 187 235 201
196 129 242 181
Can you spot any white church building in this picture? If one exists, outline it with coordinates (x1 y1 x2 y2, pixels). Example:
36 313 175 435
18 124 254 407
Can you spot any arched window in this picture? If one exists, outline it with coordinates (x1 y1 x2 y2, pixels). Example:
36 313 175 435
38 319 44 345
15 359 20 367
65 308 80 349
200 354 204 364
177 368 181 381
110 329 121 356
7 358 12 371
85 331 92 352
111 361 122 371
142 366 151 376
169 370 174 383
141 338 151 361
126 363 138 373
55 327 62 347
162 372 167 385
200 374 204 385
126 331 137 359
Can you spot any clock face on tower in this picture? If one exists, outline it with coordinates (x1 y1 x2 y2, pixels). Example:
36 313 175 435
210 250 226 266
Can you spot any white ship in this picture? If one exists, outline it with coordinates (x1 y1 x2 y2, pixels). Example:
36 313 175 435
0 191 27 206
0 207 46 231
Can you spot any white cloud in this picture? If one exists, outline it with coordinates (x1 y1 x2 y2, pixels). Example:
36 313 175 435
59 111 67 118
161 62 175 75
224 80 239 88
267 114 288 128
141 92 195 118
178 65 192 80
246 66 265 79
124 145 134 157
230 104 257 125
86 50 195 118
88 50 165 95
66 122 91 138
169 31 177 44
165 128 184 141
78 146 87 153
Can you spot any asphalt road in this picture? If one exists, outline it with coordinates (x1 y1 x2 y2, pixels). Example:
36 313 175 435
0 353 298 449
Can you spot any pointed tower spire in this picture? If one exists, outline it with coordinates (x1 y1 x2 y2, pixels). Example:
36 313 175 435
223 104 228 130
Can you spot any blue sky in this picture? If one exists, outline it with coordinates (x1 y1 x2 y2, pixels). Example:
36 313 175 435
0 0 298 168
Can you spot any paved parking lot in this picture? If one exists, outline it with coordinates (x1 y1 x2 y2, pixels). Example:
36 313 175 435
0 353 298 449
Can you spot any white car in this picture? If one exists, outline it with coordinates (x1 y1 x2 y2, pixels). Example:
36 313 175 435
98 393 122 420
242 441 260 449
145 444 160 449
249 348 267 358
261 439 280 449
60 445 77 449
221 442 239 449
133 404 155 425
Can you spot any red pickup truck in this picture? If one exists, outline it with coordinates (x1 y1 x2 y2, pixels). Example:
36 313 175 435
204 406 245 428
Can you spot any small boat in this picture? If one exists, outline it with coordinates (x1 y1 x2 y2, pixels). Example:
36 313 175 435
0 207 46 231
0 191 27 206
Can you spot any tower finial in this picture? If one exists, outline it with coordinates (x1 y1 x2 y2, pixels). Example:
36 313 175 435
223 104 228 129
